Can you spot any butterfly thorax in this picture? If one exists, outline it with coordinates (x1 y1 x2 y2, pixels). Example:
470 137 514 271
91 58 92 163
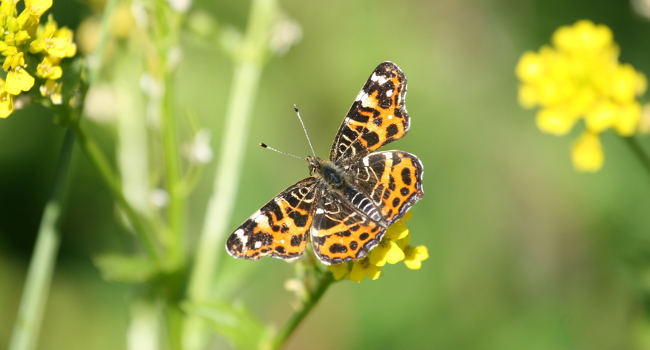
307 156 346 189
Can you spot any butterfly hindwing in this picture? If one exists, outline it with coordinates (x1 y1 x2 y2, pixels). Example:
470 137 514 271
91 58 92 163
310 189 386 265
226 177 317 261
329 61 410 163
348 151 424 225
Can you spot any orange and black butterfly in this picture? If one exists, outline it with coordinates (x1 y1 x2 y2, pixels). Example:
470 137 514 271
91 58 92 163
226 62 424 265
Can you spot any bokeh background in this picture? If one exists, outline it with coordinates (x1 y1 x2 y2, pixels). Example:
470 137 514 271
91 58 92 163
2 0 650 349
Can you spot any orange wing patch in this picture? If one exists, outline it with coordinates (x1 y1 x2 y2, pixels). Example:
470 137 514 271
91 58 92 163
226 178 317 261
310 190 386 264
350 151 424 225
330 61 410 162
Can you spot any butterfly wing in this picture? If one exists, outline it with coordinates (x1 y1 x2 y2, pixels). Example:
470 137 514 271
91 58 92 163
226 177 317 261
348 151 424 225
310 188 386 265
329 61 410 163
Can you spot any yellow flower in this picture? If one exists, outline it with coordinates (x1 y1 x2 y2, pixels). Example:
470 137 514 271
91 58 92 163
0 1 76 118
2 46 24 71
39 78 61 104
571 132 604 172
368 240 405 267
328 263 350 281
404 245 429 270
30 17 76 58
0 79 13 118
36 55 61 79
327 212 427 282
536 108 577 136
24 0 52 16
6 67 34 94
516 20 647 172
348 259 381 282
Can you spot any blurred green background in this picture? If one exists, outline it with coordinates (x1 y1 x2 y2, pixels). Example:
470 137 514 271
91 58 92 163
3 0 650 349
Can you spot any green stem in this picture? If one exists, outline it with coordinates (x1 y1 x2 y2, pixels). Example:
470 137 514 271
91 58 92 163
8 130 75 350
161 70 184 266
623 136 650 178
8 0 119 347
153 0 184 266
72 123 162 262
182 0 277 348
87 0 118 84
270 272 334 350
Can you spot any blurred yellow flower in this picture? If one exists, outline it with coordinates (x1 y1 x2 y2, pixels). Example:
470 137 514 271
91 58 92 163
327 211 428 282
0 80 14 118
571 132 604 172
516 20 647 172
404 245 429 270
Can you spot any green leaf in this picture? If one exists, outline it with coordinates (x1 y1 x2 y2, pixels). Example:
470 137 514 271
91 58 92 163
183 300 273 350
93 253 158 283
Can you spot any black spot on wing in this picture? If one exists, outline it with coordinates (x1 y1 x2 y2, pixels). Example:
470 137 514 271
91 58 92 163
348 110 369 123
288 210 309 227
329 243 348 253
262 201 283 220
386 124 398 138
290 234 302 246
362 131 380 147
401 168 412 186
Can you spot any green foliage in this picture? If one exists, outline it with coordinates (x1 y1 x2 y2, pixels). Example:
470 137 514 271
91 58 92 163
183 300 273 350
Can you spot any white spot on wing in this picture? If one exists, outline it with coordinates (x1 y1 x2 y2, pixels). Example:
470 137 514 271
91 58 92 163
235 228 248 246
361 94 374 108
386 89 393 97
315 208 325 214
371 72 388 85
356 91 368 101
254 241 262 249
388 114 393 120
363 157 370 166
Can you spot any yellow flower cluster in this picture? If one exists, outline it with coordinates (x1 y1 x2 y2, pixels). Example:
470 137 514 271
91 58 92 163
516 20 647 172
328 211 429 282
0 0 76 118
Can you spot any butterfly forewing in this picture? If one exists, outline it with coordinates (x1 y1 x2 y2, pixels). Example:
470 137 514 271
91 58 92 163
329 61 410 163
226 177 317 261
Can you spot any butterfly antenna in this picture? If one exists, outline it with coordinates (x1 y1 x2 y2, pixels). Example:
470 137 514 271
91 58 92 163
259 142 304 160
293 104 317 157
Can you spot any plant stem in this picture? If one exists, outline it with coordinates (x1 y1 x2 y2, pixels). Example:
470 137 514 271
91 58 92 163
161 65 184 266
182 0 277 347
8 0 119 347
623 136 650 178
72 124 162 262
270 272 334 350
152 0 185 267
87 0 118 84
8 130 75 350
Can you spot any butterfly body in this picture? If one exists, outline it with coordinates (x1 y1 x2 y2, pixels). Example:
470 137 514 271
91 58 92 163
226 62 424 265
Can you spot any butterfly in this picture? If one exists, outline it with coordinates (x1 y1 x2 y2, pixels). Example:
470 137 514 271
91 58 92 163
226 61 424 265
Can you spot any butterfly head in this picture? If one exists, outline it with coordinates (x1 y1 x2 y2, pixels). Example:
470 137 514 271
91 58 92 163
306 155 322 175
